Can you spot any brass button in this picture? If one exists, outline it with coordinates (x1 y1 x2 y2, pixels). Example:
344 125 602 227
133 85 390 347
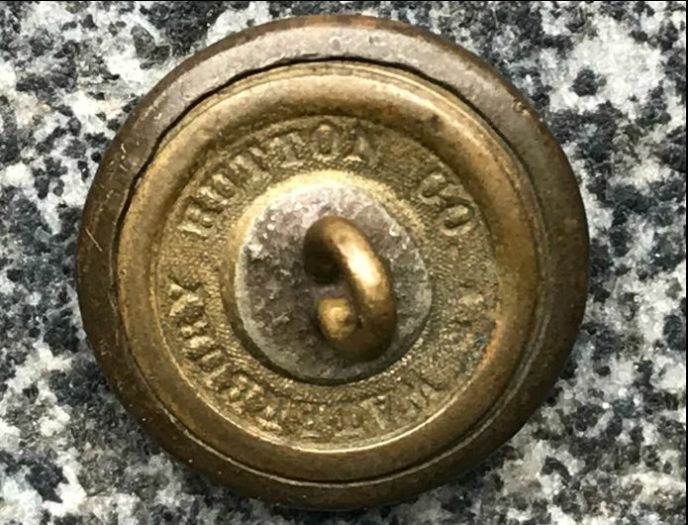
77 15 588 510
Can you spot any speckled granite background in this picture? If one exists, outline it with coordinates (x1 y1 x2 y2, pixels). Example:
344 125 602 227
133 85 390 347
0 1 685 524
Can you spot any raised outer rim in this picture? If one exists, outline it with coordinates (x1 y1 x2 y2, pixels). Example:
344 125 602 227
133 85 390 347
77 15 589 510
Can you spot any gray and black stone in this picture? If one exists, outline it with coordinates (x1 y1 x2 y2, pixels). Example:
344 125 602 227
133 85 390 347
0 2 685 524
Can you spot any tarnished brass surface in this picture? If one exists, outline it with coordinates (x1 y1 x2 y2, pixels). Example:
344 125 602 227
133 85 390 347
77 16 589 510
303 216 397 362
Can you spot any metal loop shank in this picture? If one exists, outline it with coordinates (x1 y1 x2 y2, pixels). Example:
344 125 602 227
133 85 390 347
303 216 397 361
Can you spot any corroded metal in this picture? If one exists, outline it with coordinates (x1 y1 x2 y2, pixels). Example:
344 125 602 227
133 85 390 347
227 174 432 384
76 16 589 510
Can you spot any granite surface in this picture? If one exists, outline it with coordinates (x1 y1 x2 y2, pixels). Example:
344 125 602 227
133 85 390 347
0 1 685 524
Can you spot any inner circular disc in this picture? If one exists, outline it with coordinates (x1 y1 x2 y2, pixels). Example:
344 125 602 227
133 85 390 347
113 58 540 482
227 173 432 384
